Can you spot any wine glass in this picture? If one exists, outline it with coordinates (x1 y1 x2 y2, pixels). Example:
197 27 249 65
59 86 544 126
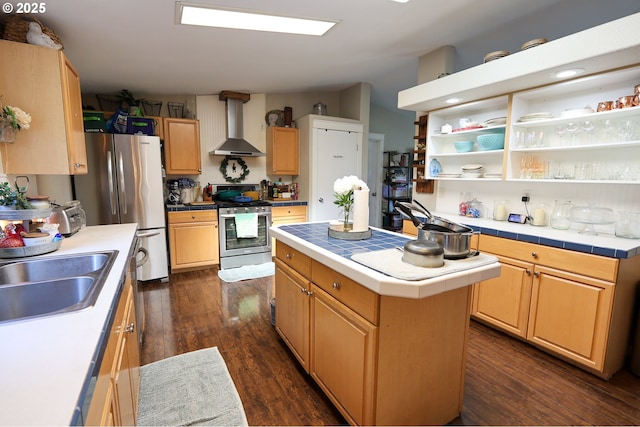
582 120 595 144
554 125 566 146
565 122 580 145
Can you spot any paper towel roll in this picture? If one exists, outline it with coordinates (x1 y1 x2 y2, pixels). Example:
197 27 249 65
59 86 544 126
352 189 369 232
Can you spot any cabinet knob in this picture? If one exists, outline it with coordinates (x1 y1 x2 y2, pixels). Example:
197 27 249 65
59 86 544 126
332 282 340 290
319 197 324 203
531 252 538 258
285 253 292 259
525 269 531 275
301 287 307 294
191 215 196 219
306 290 313 296
533 271 540 277
125 323 135 334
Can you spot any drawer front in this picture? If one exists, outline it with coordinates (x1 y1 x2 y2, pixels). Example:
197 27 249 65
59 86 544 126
479 235 618 282
276 241 312 279
168 210 217 224
272 205 307 219
311 260 379 325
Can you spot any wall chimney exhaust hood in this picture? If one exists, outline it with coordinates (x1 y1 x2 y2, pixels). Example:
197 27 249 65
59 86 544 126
210 91 265 157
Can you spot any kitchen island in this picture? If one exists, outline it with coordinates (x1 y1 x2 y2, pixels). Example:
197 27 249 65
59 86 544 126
270 222 501 426
0 224 138 426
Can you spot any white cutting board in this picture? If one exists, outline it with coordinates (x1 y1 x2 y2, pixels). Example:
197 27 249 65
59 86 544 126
351 249 498 281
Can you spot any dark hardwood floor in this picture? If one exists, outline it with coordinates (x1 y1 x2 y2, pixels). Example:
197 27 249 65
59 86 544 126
139 267 640 426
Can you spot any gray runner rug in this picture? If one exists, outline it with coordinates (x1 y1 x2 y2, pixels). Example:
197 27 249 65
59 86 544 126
137 347 248 426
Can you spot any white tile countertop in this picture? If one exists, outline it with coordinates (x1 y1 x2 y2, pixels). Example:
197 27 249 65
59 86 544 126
0 224 138 426
427 212 640 259
271 222 501 299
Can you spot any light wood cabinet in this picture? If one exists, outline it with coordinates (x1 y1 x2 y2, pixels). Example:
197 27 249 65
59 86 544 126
0 40 87 174
271 205 307 255
471 255 533 338
266 126 299 175
472 234 640 378
168 210 218 271
163 118 201 175
275 240 470 425
86 280 140 426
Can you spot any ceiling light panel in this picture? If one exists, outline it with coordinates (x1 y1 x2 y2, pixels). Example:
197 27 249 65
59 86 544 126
177 2 337 36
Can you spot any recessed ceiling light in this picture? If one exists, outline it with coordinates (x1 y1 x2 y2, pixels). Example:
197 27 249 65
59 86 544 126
390 0 411 3
445 98 462 104
176 2 337 36
552 68 585 79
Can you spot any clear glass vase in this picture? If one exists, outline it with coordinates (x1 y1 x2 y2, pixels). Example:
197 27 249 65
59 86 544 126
0 119 17 143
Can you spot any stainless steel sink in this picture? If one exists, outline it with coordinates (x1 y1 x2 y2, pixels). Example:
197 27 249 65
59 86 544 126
0 251 118 323
0 252 111 284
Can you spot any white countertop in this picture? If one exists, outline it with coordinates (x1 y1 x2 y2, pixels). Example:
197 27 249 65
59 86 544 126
0 224 138 426
429 212 640 258
271 222 501 299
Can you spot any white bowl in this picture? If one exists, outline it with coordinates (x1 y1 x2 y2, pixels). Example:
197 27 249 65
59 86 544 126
22 232 53 246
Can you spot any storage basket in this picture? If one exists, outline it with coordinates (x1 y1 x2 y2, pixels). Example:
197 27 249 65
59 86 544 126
96 94 124 112
83 112 106 133
140 99 162 116
126 117 154 135
167 102 184 118
3 14 63 48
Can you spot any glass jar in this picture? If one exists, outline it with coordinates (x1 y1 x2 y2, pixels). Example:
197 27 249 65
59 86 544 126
467 198 484 218
615 211 640 239
550 200 573 230
493 200 509 221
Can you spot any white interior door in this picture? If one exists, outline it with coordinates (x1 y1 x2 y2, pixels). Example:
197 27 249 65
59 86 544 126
312 128 361 221
367 133 384 228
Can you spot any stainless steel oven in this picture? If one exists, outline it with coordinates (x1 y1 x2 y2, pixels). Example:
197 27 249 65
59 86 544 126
218 203 272 269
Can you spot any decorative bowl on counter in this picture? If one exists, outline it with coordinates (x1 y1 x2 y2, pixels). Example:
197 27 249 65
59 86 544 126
569 205 616 235
477 133 505 151
454 140 474 152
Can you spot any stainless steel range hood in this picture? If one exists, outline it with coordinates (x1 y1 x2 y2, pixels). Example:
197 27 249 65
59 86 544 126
210 93 265 157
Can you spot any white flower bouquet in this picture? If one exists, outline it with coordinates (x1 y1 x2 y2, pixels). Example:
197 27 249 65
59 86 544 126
333 175 368 230
2 105 31 130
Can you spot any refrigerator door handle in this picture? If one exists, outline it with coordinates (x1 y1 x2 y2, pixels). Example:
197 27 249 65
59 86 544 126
118 151 127 214
107 150 117 215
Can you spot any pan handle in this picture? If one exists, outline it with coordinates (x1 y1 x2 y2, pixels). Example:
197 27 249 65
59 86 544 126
394 201 423 229
412 199 433 219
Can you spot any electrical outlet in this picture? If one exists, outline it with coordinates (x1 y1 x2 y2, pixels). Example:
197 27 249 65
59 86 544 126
521 195 530 203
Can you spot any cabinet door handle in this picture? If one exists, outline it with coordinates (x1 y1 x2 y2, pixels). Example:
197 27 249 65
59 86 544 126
525 269 531 275
332 282 340 290
319 197 324 203
306 290 313 296
74 163 86 168
533 271 540 277
125 323 135 334
531 252 538 258
301 287 307 294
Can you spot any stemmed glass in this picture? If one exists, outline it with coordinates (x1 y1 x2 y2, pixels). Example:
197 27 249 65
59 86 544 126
565 121 580 145
582 120 595 144
554 125 566 146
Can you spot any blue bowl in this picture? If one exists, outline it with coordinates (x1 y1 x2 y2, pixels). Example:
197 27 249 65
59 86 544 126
477 133 505 150
454 140 474 152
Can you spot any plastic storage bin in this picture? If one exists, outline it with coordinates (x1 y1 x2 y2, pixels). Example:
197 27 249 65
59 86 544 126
126 117 155 135
83 112 106 133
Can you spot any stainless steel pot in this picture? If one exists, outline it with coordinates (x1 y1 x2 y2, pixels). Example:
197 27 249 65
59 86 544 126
418 229 478 259
402 239 444 268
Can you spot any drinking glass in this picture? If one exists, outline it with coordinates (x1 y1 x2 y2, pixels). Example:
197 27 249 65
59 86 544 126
582 120 595 144
565 121 580 145
554 125 566 146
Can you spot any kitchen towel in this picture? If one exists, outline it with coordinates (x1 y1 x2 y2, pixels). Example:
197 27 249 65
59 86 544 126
352 188 370 232
235 212 258 238
137 346 248 426
351 248 498 281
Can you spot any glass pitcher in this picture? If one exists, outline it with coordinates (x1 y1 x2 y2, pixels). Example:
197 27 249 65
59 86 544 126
550 200 573 230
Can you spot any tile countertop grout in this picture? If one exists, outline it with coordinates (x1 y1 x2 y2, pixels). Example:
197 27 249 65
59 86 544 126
0 224 138 426
426 212 640 259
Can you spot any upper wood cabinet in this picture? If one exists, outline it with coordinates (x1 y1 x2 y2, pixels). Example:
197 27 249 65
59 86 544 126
163 117 201 175
266 126 299 175
0 40 87 174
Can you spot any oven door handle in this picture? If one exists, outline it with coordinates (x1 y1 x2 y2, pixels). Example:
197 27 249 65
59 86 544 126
219 212 271 219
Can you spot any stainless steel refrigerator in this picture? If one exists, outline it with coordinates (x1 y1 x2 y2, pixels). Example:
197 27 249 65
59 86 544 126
73 133 169 282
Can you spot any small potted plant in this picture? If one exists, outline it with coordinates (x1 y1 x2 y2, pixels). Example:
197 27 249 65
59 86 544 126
118 89 144 117
0 182 31 210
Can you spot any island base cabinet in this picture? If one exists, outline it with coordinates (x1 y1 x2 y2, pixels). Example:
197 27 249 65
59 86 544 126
375 287 471 426
310 285 377 426
274 259 310 372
